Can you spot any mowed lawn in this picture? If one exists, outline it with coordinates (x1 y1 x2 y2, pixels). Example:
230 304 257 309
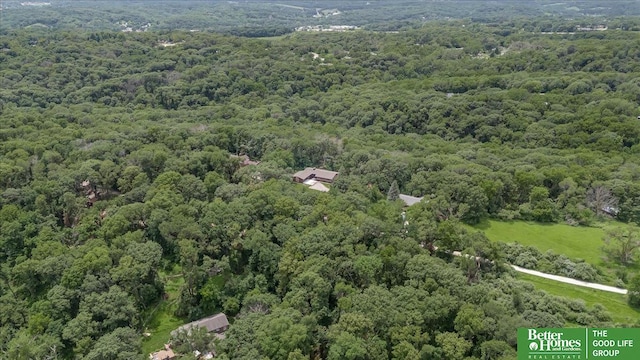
141 272 185 355
470 220 606 265
473 220 640 323
141 273 226 355
517 273 640 324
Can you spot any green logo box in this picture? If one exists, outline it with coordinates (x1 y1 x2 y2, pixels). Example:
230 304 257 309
518 328 640 359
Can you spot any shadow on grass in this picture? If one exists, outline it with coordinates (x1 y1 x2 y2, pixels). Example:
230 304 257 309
517 272 640 324
471 218 617 230
141 273 186 354
471 219 492 230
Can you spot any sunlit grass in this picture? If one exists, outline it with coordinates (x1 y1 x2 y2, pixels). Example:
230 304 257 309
141 268 185 355
517 273 640 324
471 219 606 265
469 219 640 285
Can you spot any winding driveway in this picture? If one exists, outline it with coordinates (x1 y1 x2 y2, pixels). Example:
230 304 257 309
510 265 628 295
447 249 628 295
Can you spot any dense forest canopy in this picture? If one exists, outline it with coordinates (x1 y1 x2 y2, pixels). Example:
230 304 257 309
2 1 640 359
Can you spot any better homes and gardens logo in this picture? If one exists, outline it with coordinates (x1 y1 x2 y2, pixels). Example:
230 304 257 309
518 328 640 359
520 328 584 359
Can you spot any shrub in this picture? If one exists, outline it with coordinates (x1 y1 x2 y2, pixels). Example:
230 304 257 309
569 262 599 282
627 275 640 308
574 312 597 326
514 252 538 268
522 310 564 328
499 243 601 282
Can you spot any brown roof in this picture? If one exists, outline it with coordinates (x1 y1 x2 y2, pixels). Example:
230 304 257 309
172 313 229 337
293 168 339 181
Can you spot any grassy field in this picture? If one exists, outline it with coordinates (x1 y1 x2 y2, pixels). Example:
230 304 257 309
470 219 607 265
141 271 227 355
517 273 640 324
141 270 186 355
468 219 640 323
469 219 640 281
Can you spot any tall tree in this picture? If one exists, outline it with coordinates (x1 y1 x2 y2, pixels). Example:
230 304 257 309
586 185 619 217
387 180 400 201
602 227 640 265
83 327 141 360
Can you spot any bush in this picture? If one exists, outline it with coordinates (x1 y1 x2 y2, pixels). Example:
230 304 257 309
569 262 599 282
496 209 520 221
627 275 640 308
564 299 587 313
522 310 564 328
563 205 594 226
536 258 555 274
499 243 601 282
553 255 576 277
514 252 539 268
500 243 542 265
574 312 597 326
615 268 628 283
590 304 613 322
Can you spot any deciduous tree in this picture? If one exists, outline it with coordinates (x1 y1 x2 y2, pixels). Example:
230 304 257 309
603 227 640 265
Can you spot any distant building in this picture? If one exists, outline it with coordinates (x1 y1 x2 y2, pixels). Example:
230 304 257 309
230 154 260 167
171 313 229 337
150 345 175 360
81 180 99 207
293 167 339 183
21 2 51 6
295 25 360 32
398 194 423 207
576 25 607 31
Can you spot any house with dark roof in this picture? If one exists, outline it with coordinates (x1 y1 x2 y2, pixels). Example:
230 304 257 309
293 167 339 184
171 313 229 337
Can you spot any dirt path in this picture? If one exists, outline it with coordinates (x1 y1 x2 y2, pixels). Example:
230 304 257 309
510 265 628 295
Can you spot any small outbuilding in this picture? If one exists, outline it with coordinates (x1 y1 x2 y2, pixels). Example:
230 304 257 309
399 194 424 207
171 313 229 337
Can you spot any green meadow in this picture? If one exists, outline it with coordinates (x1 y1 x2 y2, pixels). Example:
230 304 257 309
141 270 185 355
471 219 606 265
141 270 226 355
470 219 640 323
469 219 640 279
